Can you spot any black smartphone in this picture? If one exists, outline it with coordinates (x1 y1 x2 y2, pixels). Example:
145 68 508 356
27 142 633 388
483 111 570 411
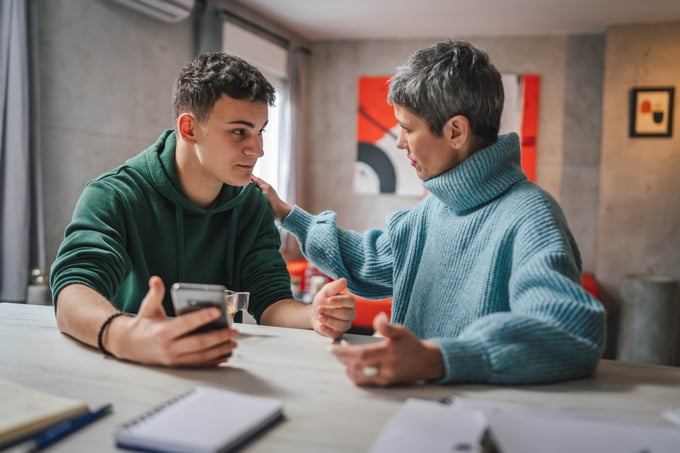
170 283 231 334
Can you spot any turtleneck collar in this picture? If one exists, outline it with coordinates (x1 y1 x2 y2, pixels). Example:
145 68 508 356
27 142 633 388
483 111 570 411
423 133 527 215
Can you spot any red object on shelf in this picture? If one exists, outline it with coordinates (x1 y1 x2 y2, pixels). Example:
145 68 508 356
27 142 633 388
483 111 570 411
581 272 600 300
286 259 309 292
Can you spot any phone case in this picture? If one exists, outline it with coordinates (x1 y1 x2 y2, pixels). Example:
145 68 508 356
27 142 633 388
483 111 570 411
170 283 231 332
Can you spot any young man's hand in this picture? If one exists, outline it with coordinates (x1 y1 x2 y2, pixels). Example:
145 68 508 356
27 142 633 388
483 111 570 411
105 276 239 367
311 278 356 339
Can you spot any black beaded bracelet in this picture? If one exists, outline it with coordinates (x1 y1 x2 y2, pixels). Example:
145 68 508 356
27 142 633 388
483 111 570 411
97 312 130 357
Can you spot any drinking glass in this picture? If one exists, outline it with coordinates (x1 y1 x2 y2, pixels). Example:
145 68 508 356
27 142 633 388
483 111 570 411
224 290 250 318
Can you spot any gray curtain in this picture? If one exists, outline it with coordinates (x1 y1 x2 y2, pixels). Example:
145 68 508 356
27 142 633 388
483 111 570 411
193 1 223 55
0 0 44 302
281 46 304 208
279 45 307 254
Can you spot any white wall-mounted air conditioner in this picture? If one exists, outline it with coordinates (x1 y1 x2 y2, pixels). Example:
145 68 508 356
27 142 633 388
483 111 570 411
108 0 195 23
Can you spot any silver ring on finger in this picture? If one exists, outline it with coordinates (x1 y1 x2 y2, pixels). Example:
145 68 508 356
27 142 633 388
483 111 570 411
362 365 379 377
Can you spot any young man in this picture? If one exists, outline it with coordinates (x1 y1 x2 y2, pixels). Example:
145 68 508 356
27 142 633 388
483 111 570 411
50 53 355 368
252 41 605 386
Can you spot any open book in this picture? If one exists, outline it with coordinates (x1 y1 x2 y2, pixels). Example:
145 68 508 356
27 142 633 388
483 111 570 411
371 396 680 453
0 378 89 448
485 404 680 453
116 386 283 453
369 398 486 452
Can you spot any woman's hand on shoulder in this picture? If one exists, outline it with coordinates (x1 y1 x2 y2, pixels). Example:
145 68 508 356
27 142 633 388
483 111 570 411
250 176 293 220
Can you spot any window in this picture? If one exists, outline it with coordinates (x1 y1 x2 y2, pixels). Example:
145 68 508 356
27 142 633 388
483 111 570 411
258 72 287 192
222 22 288 193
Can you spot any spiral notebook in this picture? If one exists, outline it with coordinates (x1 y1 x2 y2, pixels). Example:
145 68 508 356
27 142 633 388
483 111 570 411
115 387 283 453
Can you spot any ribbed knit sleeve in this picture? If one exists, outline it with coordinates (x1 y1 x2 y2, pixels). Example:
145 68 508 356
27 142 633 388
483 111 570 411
282 206 395 299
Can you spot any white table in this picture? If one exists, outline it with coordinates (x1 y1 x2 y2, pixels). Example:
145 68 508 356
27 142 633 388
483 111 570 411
2 303 680 452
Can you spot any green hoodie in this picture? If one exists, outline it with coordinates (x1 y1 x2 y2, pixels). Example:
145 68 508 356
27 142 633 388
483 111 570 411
50 130 292 322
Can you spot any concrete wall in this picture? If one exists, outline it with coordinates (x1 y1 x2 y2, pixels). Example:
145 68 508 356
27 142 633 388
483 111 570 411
560 35 605 273
38 0 193 263
597 21 680 325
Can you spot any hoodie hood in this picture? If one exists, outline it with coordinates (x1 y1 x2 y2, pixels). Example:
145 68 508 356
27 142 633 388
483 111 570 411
127 129 252 214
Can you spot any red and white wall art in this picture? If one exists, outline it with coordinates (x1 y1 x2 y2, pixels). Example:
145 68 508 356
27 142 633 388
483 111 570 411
354 75 540 196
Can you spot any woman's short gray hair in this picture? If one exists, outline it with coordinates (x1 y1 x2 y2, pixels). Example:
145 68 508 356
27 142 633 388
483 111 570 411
387 41 504 140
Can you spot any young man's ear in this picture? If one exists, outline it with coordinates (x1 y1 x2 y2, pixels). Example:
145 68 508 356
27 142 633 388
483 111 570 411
177 113 198 144
445 115 470 150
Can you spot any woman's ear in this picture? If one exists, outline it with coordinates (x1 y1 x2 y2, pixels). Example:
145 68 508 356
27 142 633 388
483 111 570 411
445 115 470 149
177 113 198 144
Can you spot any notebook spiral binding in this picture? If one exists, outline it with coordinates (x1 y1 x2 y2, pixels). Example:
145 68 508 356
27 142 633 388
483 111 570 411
119 388 197 428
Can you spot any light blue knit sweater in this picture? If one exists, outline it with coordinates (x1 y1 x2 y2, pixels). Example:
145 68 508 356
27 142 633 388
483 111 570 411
283 133 605 384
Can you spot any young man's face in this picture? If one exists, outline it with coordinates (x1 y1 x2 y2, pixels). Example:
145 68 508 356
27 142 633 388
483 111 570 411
394 104 463 181
193 94 269 187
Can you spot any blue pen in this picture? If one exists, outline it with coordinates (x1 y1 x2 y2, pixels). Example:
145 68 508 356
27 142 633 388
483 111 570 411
10 404 113 453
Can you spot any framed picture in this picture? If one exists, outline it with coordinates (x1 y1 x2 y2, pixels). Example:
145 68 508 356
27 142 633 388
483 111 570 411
629 87 675 137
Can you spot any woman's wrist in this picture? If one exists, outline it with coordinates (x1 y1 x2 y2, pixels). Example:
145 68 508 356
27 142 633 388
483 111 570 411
421 340 446 381
277 203 293 221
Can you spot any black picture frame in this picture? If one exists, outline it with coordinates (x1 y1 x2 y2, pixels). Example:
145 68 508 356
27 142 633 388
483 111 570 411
629 87 675 138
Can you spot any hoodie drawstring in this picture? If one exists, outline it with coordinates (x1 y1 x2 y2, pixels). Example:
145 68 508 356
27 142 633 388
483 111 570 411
175 205 185 281
226 207 238 289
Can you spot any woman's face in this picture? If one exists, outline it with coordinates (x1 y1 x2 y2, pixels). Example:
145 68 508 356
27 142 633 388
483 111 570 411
393 104 464 180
